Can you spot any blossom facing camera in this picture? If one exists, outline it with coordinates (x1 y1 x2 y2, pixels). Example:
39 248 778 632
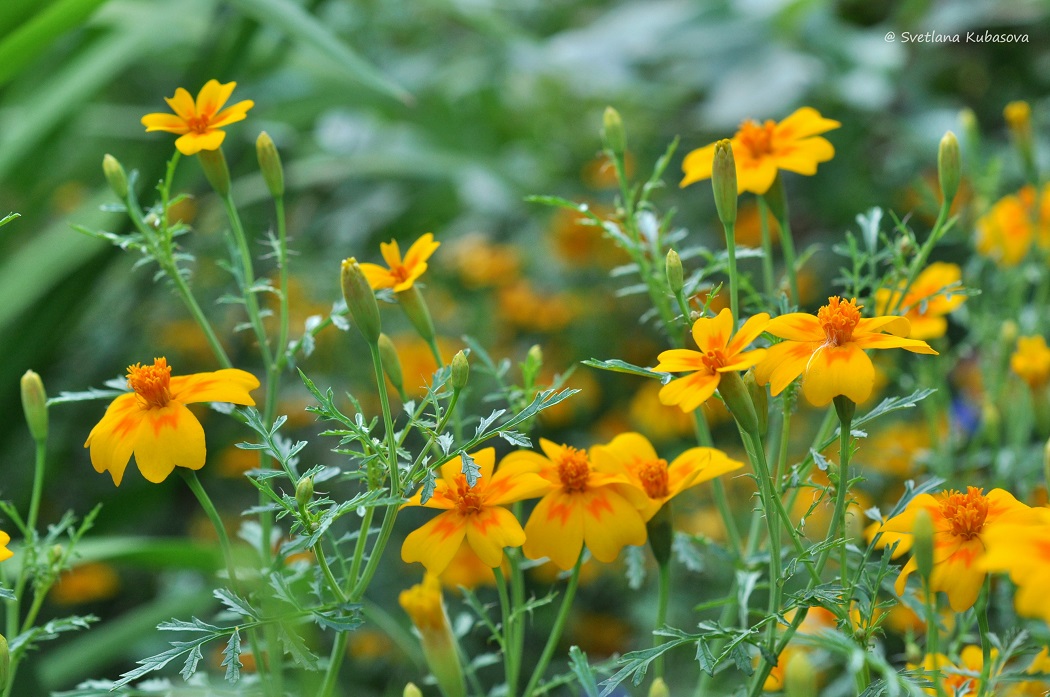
358 233 441 293
681 107 840 195
141 80 255 156
84 358 259 485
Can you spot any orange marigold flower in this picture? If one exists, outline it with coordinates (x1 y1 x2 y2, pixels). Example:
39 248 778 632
501 439 647 570
654 308 770 412
871 487 1034 612
754 296 938 407
401 448 550 574
980 515 1050 626
1011 335 1050 389
681 107 840 195
0 530 12 563
141 80 255 156
590 432 743 521
358 233 440 292
873 262 967 340
84 358 259 486
909 646 995 697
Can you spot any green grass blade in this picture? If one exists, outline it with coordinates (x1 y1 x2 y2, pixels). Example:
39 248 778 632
0 0 111 86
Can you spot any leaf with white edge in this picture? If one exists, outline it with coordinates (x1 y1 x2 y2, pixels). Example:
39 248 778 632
213 589 256 619
180 643 204 681
221 628 242 683
460 451 482 488
498 430 531 448
475 408 507 437
46 387 126 406
811 448 830 472
419 470 438 505
582 358 668 382
437 432 454 455
673 532 705 573
403 400 416 415
0 586 14 601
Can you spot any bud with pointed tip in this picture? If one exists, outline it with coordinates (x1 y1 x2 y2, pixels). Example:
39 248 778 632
397 286 436 346
0 634 8 687
295 476 314 512
403 684 423 697
937 131 961 204
743 369 768 437
256 131 285 198
712 139 738 226
602 106 626 156
197 148 231 197
341 258 382 344
102 154 128 200
666 249 684 295
451 350 469 391
648 677 670 697
21 370 48 443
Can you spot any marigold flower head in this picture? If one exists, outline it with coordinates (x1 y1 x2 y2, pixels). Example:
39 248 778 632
358 233 440 293
873 263 966 340
980 516 1050 625
590 432 743 522
84 358 259 485
654 308 769 412
401 448 550 574
501 439 647 570
681 107 840 195
141 80 254 156
1011 335 1050 389
871 486 1034 611
754 296 938 407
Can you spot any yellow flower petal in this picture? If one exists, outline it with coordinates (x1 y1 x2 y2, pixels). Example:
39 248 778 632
195 79 235 118
691 308 733 352
170 369 260 405
755 340 817 395
653 349 704 373
174 130 226 156
210 100 255 128
680 142 717 187
765 313 823 341
774 136 835 175
523 490 584 570
141 113 190 134
164 87 196 121
404 232 441 269
580 488 647 563
801 343 874 406
466 506 526 567
84 393 143 486
380 239 403 269
726 312 771 355
774 107 841 139
358 262 395 290
132 402 206 483
735 154 778 195
658 372 720 412
402 511 467 574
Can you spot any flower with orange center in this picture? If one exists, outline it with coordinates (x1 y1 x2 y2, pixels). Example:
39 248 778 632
873 262 967 340
681 107 840 195
871 486 1034 611
980 513 1050 625
654 308 770 412
754 296 938 407
500 439 647 570
358 233 440 293
84 358 259 485
401 448 550 574
1011 335 1050 389
590 432 743 521
141 80 255 156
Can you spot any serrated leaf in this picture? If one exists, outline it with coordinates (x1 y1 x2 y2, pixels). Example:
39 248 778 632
498 430 532 447
213 588 257 619
221 628 242 683
461 451 482 488
695 637 717 676
179 643 203 681
419 469 437 505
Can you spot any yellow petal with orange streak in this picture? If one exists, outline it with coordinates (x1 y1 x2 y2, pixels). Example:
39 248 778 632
800 343 874 406
174 130 225 156
171 369 259 405
403 233 440 270
164 87 196 120
132 402 206 483
401 511 467 575
466 506 526 567
522 490 583 570
764 313 822 342
358 262 395 290
85 393 144 486
658 372 719 412
691 308 733 353
210 100 254 128
773 136 834 175
580 488 646 563
194 79 235 117
141 113 190 134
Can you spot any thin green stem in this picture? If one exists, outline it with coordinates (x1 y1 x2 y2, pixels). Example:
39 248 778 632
756 197 776 299
221 194 273 369
319 633 350 697
370 342 401 496
495 566 519 697
181 471 238 587
975 578 993 697
925 584 947 697
723 222 740 321
315 542 348 605
522 554 583 697
889 200 951 315
274 196 291 371
25 440 45 550
653 561 671 679
777 213 800 305
692 412 742 558
347 507 375 589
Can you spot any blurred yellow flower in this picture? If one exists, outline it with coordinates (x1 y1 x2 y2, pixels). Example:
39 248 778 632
141 80 254 156
981 517 1050 625
761 606 837 691
438 540 499 589
1011 335 1050 389
359 233 440 293
445 234 521 289
1007 647 1050 696
0 530 12 563
872 486 1033 611
681 107 840 195
50 563 120 605
401 448 549 574
874 262 966 340
503 439 646 570
755 297 937 407
398 573 465 697
654 308 770 412
975 184 1050 266
496 280 577 333
84 358 259 485
590 432 743 521
910 646 993 696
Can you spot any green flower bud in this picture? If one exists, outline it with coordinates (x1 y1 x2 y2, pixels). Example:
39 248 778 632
712 139 738 226
527 344 543 367
451 350 469 391
743 369 767 437
403 684 423 697
666 249 684 295
0 634 8 687
397 285 436 346
256 131 285 198
937 131 961 204
646 502 673 567
102 154 128 200
197 148 230 198
341 258 382 344
784 652 817 697
913 508 935 581
378 334 406 400
718 370 759 436
21 370 48 442
648 677 670 697
602 106 626 156
295 476 314 512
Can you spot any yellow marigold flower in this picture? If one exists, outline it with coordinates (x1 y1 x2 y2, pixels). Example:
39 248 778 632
399 573 465 697
0 531 12 563
976 191 1035 266
590 432 743 522
871 486 1033 612
1011 335 1050 389
909 646 994 696
401 448 550 574
84 358 259 485
873 262 966 340
754 297 938 407
681 107 840 195
502 439 647 570
980 516 1050 626
1005 100 1032 137
654 308 770 412
358 233 440 292
141 80 255 156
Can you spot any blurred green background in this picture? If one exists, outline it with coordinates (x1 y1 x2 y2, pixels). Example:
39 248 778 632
0 0 1048 693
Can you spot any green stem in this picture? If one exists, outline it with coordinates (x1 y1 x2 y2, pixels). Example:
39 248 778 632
777 213 800 306
25 440 45 548
975 578 992 697
692 412 742 558
925 584 947 697
181 471 239 587
816 400 853 579
495 566 519 697
723 222 739 321
274 196 291 371
221 194 273 369
889 200 951 315
319 633 349 697
522 553 583 697
315 542 348 605
370 342 401 496
756 197 776 300
347 507 375 589
653 561 671 679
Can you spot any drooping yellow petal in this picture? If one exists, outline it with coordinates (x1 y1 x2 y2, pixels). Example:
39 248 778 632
734 154 778 195
84 393 143 486
666 447 743 498
141 113 191 134
580 488 647 563
658 372 720 412
132 402 206 483
680 142 717 187
930 540 985 612
523 490 584 570
402 511 468 574
801 343 874 406
171 369 260 405
774 136 835 175
174 130 226 156
465 506 526 567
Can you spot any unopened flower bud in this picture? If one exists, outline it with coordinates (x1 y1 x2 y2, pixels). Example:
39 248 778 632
1000 319 1019 344
1004 101 1032 140
197 148 231 197
341 258 382 344
959 108 980 153
743 369 768 437
21 370 48 442
378 334 406 399
397 286 436 346
666 249 684 295
102 154 128 200
648 677 670 697
646 503 673 567
784 652 817 697
403 684 423 697
937 131 961 204
527 344 543 367
0 634 8 687
712 140 738 226
913 508 935 581
400 575 465 697
256 131 285 198
451 350 469 391
718 370 760 436
49 545 64 566
295 476 314 512
602 106 626 156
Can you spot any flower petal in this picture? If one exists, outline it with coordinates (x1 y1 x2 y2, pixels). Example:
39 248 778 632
692 308 734 352
84 393 143 486
855 315 911 337
171 369 260 405
466 506 526 567
393 262 427 292
851 334 938 355
210 99 254 128
801 343 874 406
726 312 771 356
773 136 835 175
735 154 778 195
774 107 841 140
717 347 766 373
380 239 403 269
754 340 818 395
403 233 441 270
653 349 704 373
523 490 584 570
680 142 717 187
358 262 395 290
195 79 235 118
401 511 467 574
141 113 190 134
765 313 823 341
174 130 226 156
667 447 744 497
580 488 647 563
164 87 197 120
658 372 720 412
132 402 206 483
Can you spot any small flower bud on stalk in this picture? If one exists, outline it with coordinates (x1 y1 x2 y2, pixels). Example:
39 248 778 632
102 154 128 200
743 369 768 437
341 258 382 344
527 343 543 367
1000 320 1019 345
784 652 818 697
397 286 437 347
451 350 470 391
403 684 423 697
256 131 285 198
665 249 684 296
602 106 626 156
295 476 314 513
21 370 48 443
712 140 738 226
197 148 231 197
1004 101 1037 180
377 334 407 400
913 508 935 581
959 107 980 153
648 677 670 697
937 131 961 205
399 575 466 697
718 370 760 437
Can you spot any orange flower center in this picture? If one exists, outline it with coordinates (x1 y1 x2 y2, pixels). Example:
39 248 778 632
186 115 212 134
737 119 777 159
635 459 670 499
390 264 410 283
817 296 862 346
126 358 172 408
700 348 729 372
452 475 484 515
939 487 990 540
557 447 591 492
